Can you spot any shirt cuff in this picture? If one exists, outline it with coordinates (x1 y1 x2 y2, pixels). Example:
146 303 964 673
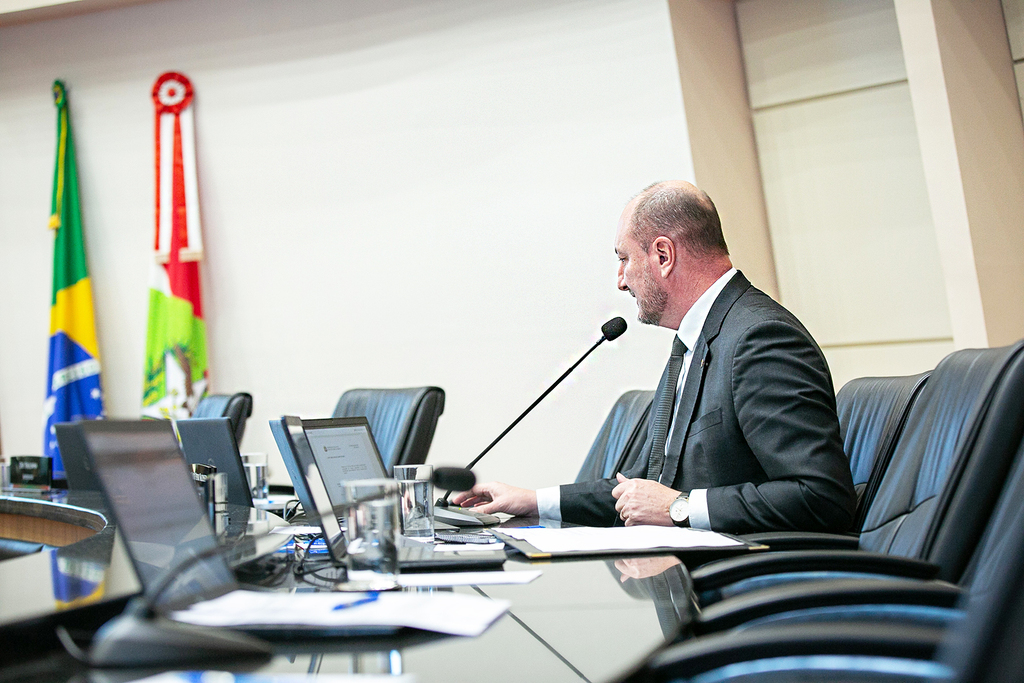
536 486 563 522
688 488 710 529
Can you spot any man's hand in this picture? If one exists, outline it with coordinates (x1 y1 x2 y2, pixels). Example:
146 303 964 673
611 473 678 526
614 556 682 582
450 482 538 517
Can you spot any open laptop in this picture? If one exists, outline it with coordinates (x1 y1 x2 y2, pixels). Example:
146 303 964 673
55 422 102 494
77 419 403 641
271 415 506 572
77 420 244 611
176 417 254 507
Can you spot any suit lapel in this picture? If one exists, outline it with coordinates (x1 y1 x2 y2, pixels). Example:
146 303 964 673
659 272 751 487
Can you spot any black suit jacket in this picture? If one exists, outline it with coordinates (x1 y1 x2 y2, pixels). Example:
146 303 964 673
560 272 856 534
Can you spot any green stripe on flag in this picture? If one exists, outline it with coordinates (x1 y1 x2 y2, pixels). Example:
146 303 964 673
50 81 89 305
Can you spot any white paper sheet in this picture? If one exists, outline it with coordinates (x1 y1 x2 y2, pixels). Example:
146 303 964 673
270 525 322 536
169 589 509 637
497 525 743 553
133 673 416 683
397 570 541 587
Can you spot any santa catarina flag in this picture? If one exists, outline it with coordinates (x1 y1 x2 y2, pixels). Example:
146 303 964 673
142 72 208 419
44 80 105 478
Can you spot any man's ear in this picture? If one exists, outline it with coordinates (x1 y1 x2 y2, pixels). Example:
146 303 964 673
651 236 675 276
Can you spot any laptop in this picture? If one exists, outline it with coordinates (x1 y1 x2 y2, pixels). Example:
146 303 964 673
176 417 255 507
77 420 243 611
77 419 407 643
271 415 506 572
55 422 102 494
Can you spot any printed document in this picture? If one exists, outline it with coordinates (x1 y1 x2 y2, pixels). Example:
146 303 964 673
170 590 508 637
497 525 743 553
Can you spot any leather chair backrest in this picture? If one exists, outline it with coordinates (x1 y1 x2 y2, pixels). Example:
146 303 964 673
332 387 445 473
924 345 1024 582
836 372 930 525
192 392 253 445
576 390 655 483
959 438 1024 596
858 344 1021 557
938 439 1024 683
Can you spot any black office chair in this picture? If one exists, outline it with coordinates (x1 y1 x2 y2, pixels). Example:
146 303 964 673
690 342 1024 618
332 387 445 473
835 372 930 526
192 392 253 445
626 429 1024 683
576 390 654 483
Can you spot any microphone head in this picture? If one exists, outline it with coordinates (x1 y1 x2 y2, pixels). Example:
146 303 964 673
601 317 627 341
432 467 476 492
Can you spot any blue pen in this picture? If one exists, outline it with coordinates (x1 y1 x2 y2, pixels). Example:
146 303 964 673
332 593 380 611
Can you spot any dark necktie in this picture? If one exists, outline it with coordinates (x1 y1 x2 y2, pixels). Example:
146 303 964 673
646 336 686 481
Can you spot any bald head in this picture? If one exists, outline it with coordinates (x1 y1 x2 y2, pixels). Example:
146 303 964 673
628 181 729 259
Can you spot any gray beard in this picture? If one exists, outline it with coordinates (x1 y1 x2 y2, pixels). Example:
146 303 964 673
637 268 668 325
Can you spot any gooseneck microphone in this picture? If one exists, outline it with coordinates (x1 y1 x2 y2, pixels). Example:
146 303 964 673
438 317 627 507
433 466 476 492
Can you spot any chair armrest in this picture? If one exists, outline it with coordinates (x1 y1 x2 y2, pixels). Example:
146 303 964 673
690 550 940 593
739 531 860 550
628 621 945 682
694 577 962 635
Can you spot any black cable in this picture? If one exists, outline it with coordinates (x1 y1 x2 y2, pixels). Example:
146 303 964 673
132 543 228 617
54 624 90 664
284 499 303 522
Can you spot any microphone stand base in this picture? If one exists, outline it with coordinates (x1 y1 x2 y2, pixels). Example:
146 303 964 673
433 505 500 527
89 612 273 668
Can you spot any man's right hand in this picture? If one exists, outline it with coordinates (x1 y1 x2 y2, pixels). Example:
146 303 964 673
450 482 538 516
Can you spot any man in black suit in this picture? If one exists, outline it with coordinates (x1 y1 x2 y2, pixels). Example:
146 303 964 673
453 181 855 533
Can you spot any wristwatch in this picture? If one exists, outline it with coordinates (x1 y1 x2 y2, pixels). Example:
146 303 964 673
669 493 690 527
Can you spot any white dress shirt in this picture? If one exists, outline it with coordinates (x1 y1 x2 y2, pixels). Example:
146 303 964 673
537 268 738 527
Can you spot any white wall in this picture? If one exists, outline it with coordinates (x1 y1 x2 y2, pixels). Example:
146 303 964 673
0 0 694 486
736 0 955 388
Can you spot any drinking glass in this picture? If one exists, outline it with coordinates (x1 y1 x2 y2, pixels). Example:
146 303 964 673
341 478 400 590
393 464 434 541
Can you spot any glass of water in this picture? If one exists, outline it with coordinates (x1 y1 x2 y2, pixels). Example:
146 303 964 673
241 452 269 500
393 464 434 541
341 478 400 591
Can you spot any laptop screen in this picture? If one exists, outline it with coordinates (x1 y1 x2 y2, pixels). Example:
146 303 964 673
176 416 255 507
79 420 238 611
54 422 101 493
279 416 347 564
301 417 388 504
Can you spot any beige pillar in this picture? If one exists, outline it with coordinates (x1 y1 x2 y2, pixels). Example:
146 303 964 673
666 0 779 298
895 0 1024 348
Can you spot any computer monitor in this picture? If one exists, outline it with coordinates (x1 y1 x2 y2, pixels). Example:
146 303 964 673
78 420 239 611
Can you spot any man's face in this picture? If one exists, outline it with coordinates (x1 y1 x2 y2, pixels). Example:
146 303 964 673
615 215 668 326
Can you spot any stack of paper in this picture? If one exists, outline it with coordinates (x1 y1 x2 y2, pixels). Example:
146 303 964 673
497 525 743 553
170 589 509 637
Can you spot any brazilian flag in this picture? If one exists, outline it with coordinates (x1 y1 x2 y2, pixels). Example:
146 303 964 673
44 81 104 479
